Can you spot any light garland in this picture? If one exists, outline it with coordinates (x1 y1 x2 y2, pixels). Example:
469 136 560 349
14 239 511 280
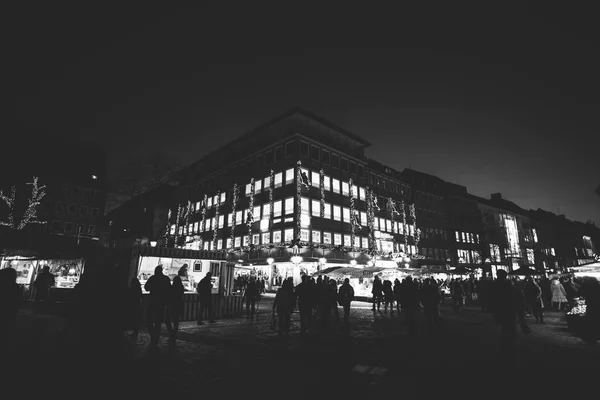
367 188 376 252
162 208 172 245
185 200 192 236
401 199 407 251
349 178 355 250
200 194 208 234
174 203 182 244
1 177 47 230
213 190 221 250
269 169 274 226
230 183 238 250
412 203 420 255
246 178 255 247
320 169 325 218
296 161 302 240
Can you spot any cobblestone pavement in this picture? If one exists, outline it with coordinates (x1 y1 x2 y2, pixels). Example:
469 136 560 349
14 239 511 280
9 296 599 396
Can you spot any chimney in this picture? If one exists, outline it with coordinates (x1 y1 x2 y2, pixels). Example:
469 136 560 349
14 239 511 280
491 193 502 201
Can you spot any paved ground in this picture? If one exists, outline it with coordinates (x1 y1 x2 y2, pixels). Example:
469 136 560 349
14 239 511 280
6 295 599 396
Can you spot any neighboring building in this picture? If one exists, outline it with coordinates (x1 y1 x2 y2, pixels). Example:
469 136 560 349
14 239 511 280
105 184 176 248
170 108 420 290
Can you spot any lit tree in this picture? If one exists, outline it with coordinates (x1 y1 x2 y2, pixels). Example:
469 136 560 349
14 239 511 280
0 176 47 230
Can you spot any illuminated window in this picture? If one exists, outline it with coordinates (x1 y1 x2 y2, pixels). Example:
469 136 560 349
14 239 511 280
462 232 467 242
341 182 349 196
207 197 213 208
262 204 271 219
254 180 262 193
550 248 555 256
379 218 385 231
253 206 261 220
234 237 241 247
362 237 369 249
300 167 309 184
263 177 269 190
373 218 379 230
332 178 340 194
333 206 341 221
262 232 270 244
203 241 209 250
324 176 331 191
220 192 226 203
217 240 223 250
455 231 460 242
300 214 310 227
253 234 260 245
526 248 535 265
284 197 294 215
342 207 350 223
206 218 211 231
323 232 332 244
226 238 232 249
312 230 321 243
300 229 310 241
301 197 309 214
236 210 243 225
386 220 392 232
311 171 320 188
324 203 332 219
274 172 282 187
227 214 232 227
243 236 249 246
352 185 358 199
359 187 365 200
334 233 342 246
311 200 320 217
284 229 294 242
343 235 351 247
194 222 199 233
217 216 223 229
213 195 219 206
285 168 294 185
360 212 367 226
274 200 282 217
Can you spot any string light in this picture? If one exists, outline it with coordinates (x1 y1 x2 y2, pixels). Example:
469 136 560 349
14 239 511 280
200 194 208 235
230 183 238 250
1 177 47 230
296 161 302 240
213 190 220 250
174 203 182 245
349 178 355 250
269 169 274 227
367 188 376 252
320 169 325 218
246 178 255 247
401 198 407 252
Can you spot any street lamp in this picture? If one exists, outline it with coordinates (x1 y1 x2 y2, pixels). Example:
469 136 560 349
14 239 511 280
350 259 357 267
150 241 157 247
267 257 274 266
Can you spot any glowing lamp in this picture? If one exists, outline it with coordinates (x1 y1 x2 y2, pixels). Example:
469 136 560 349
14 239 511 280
266 257 274 265
367 260 375 267
350 259 357 267
150 241 157 247
92 175 98 180
318 257 326 265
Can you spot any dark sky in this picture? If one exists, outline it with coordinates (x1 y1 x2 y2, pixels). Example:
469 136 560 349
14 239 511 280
8 4 600 224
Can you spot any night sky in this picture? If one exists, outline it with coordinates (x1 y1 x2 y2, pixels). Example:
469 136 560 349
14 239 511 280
8 4 600 224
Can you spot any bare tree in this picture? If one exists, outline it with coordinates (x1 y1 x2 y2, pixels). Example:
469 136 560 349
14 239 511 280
0 176 47 230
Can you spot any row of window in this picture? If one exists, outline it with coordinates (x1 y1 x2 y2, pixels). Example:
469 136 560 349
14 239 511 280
174 199 416 237
541 247 556 256
457 249 482 264
419 247 451 261
52 203 100 218
455 231 480 244
51 220 97 236
420 228 449 241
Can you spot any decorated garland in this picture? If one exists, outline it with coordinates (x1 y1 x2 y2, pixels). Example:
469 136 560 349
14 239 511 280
411 203 420 254
229 183 238 251
367 188 376 252
213 190 221 249
185 200 192 236
163 208 172 244
349 178 355 250
400 199 407 251
296 161 302 240
174 203 182 244
246 178 255 247
269 170 274 227
320 169 325 218
200 194 208 234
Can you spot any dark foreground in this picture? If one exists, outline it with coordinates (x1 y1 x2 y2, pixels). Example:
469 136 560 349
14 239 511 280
6 296 599 396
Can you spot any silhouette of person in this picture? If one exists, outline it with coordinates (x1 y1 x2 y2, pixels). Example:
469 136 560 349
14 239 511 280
144 265 171 349
244 276 260 320
0 268 22 355
197 271 216 324
338 278 355 327
295 275 313 333
166 268 185 345
33 265 55 314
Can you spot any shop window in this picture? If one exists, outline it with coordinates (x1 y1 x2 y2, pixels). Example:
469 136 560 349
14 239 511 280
274 200 282 217
386 220 392 232
285 168 295 185
331 153 339 168
334 233 342 246
300 214 310 227
360 212 367 226
264 149 274 165
321 149 330 164
332 178 340 194
312 230 321 243
285 141 295 157
300 141 309 157
324 176 331 191
68 204 77 215
274 172 282 188
262 232 270 244
324 203 331 219
333 206 341 221
340 158 348 171
234 237 241 247
344 235 351 247
275 146 283 162
284 197 294 215
323 232 332 244
311 171 320 188
342 207 350 223
284 229 294 242
273 231 282 243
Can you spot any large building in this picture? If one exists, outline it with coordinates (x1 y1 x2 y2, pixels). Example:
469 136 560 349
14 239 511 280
170 108 420 292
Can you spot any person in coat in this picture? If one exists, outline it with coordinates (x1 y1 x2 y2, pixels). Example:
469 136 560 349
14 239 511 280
144 265 171 348
166 268 185 343
338 278 355 327
551 278 568 310
523 277 544 324
197 272 216 324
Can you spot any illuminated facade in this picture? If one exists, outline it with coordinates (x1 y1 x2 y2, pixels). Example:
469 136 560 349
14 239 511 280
170 109 420 286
